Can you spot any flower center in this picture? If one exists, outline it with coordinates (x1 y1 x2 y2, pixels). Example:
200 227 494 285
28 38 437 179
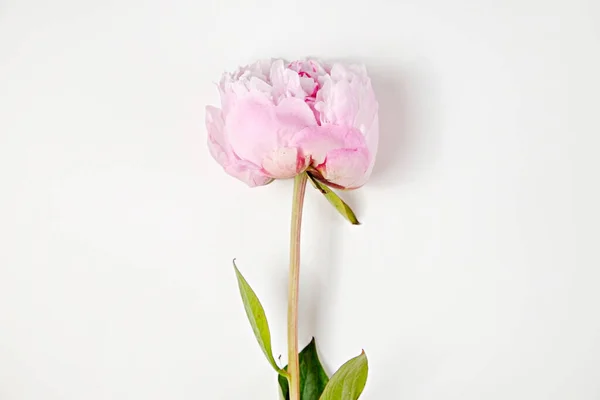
289 62 320 103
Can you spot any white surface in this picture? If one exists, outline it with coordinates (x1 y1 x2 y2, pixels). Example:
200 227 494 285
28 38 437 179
1 0 599 399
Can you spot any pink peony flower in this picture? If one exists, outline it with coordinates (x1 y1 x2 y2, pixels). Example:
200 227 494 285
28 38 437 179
206 59 379 189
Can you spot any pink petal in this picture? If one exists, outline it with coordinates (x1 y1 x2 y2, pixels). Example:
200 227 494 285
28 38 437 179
269 60 306 102
224 160 273 187
206 105 231 166
320 147 371 189
225 94 317 166
364 114 379 179
314 63 379 173
206 105 272 187
290 124 367 165
261 147 307 179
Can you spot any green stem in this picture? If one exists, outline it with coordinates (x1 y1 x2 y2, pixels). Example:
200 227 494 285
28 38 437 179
287 173 307 400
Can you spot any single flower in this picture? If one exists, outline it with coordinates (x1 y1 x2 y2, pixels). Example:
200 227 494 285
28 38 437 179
206 59 379 189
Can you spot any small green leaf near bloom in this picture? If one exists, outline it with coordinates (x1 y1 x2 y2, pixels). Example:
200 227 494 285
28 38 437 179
233 261 286 377
307 174 360 225
278 338 329 400
319 351 368 400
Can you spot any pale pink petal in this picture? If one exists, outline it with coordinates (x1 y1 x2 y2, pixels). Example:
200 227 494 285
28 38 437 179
364 114 379 178
315 78 357 126
206 105 231 166
249 76 273 93
261 147 308 179
314 63 379 180
316 63 378 131
247 59 272 82
206 105 272 187
218 61 274 114
351 79 378 160
224 161 273 187
320 147 370 189
269 60 306 102
225 94 317 165
290 125 367 165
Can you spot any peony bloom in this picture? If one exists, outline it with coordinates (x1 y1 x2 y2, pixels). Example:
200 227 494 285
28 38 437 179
206 59 378 189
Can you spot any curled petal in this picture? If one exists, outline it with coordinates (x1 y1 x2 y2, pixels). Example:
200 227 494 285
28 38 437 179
206 105 230 167
218 61 274 114
269 60 307 102
206 105 272 187
224 160 273 187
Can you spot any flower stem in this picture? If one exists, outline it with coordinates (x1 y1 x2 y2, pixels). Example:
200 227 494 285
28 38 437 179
287 172 307 400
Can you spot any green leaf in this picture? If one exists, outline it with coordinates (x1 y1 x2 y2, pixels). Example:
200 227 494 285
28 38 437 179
319 351 368 400
233 261 286 377
278 338 330 400
307 174 360 225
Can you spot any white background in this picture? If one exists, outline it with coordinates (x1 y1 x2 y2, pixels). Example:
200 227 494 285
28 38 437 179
1 0 599 399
